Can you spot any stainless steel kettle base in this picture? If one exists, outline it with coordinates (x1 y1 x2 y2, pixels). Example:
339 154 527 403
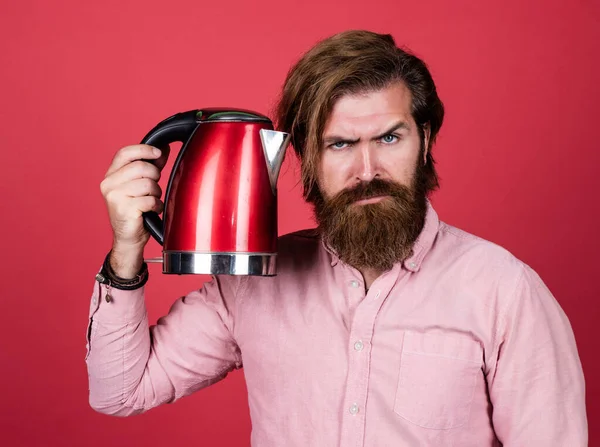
163 251 276 276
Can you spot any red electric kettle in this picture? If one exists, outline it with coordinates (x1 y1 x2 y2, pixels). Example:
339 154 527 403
140 108 291 276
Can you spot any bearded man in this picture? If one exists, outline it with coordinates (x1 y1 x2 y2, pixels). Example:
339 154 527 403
86 30 587 446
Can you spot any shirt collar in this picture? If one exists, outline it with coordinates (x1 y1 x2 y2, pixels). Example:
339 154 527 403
321 199 440 272
402 199 439 272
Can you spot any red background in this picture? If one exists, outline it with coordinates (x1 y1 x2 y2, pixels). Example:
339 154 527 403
1 0 598 445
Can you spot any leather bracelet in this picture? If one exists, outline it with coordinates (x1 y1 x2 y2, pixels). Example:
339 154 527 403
95 251 149 291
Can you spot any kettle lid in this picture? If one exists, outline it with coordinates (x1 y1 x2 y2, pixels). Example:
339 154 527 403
198 108 272 123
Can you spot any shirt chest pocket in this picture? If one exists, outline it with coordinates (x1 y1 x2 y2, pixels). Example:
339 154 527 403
394 330 483 430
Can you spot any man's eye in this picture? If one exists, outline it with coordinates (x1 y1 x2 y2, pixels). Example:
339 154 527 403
381 134 399 144
331 141 348 149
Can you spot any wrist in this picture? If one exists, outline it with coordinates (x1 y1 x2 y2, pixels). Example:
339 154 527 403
110 243 144 279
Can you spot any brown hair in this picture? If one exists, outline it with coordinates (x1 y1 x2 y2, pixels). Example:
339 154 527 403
274 30 445 202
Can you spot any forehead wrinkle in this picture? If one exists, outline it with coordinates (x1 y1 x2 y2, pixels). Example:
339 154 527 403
324 82 414 137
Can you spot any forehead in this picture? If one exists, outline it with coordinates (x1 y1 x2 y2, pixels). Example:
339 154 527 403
324 82 414 135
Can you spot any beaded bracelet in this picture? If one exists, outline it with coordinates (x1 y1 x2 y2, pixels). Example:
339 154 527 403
95 250 149 292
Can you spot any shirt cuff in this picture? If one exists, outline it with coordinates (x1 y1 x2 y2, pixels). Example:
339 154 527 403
88 278 147 324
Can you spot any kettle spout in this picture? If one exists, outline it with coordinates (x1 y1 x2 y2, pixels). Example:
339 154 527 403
259 129 291 193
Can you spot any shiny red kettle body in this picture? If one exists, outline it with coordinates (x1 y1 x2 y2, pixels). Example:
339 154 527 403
140 109 290 276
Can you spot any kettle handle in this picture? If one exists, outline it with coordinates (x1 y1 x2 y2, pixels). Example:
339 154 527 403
140 110 200 245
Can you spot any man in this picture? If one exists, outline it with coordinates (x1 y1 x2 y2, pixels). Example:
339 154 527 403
86 30 588 446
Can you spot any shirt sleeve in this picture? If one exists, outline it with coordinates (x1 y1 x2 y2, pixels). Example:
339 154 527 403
487 264 588 446
85 272 244 416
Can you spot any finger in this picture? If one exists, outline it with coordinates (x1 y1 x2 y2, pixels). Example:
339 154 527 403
130 196 164 216
106 144 162 177
152 144 171 170
103 160 161 193
120 178 162 198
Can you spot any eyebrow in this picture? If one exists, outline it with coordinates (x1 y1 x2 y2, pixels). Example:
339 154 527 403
323 121 410 145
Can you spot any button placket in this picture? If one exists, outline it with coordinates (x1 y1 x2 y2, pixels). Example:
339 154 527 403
341 303 380 444
340 276 399 446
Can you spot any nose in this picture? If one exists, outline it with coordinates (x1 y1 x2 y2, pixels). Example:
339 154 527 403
356 145 380 182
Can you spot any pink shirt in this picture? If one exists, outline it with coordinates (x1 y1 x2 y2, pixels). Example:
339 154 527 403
85 202 588 446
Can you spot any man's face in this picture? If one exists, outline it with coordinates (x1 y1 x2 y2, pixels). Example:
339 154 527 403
312 81 430 271
318 81 427 200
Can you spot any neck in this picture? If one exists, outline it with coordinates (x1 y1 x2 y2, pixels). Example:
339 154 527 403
359 267 384 291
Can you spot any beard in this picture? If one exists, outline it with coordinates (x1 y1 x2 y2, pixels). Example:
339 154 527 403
312 161 429 272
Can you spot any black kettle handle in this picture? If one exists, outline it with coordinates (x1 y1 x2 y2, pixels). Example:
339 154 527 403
140 110 200 245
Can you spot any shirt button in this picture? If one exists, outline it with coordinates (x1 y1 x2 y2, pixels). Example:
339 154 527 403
354 340 364 351
409 262 417 269
92 296 98 306
349 403 359 415
349 280 359 288
374 290 381 299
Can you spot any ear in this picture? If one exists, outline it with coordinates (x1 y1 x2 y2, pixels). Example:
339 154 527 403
422 124 431 164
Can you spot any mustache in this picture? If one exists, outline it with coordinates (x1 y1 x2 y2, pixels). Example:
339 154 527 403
329 178 412 206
